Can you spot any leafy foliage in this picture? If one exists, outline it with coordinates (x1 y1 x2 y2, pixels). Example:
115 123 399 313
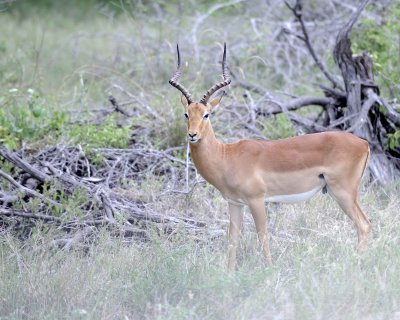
261 113 295 140
352 3 400 99
0 89 130 150
67 115 131 149
351 3 400 151
0 89 68 149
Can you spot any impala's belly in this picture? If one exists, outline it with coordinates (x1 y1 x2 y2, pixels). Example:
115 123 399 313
263 170 326 203
265 185 322 203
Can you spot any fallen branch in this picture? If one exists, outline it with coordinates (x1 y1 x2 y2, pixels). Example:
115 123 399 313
0 168 63 208
254 96 334 116
0 145 223 247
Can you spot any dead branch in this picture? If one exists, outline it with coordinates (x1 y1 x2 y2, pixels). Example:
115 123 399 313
284 0 344 90
0 148 50 183
233 0 400 183
0 144 222 247
0 168 63 208
254 96 334 116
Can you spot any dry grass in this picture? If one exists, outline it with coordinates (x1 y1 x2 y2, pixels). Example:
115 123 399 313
1 184 399 319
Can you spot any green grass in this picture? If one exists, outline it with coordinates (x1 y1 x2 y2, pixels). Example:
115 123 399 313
1 186 399 319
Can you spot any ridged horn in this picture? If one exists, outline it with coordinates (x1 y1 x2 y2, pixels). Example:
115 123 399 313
199 43 231 105
169 44 193 104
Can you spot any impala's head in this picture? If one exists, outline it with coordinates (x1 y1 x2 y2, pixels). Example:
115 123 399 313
169 43 231 144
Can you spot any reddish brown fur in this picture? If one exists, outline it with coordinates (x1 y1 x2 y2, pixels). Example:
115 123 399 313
182 98 372 271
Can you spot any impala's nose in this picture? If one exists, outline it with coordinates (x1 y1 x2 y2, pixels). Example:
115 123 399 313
188 132 198 143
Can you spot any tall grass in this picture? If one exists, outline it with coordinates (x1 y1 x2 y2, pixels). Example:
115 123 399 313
1 186 399 319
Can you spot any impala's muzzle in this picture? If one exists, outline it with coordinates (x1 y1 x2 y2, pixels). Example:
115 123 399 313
188 132 199 143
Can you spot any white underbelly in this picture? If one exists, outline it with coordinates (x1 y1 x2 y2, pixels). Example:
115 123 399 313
265 186 322 203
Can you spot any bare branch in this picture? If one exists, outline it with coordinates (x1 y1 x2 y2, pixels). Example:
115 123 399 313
0 169 63 208
285 0 344 90
0 208 63 222
346 88 377 133
0 148 50 183
377 97 400 126
255 96 333 116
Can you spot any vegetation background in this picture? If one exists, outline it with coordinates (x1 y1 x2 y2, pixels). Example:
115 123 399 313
0 0 399 319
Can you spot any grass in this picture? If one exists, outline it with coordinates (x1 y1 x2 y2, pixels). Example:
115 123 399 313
1 185 399 320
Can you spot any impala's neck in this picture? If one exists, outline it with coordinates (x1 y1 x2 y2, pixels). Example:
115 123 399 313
189 123 225 187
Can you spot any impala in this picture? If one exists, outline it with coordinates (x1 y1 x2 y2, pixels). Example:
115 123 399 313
169 44 372 271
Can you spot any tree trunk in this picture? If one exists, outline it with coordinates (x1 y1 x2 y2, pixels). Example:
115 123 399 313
333 1 399 183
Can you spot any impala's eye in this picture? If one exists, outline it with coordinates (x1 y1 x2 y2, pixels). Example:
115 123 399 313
184 113 189 119
203 113 209 120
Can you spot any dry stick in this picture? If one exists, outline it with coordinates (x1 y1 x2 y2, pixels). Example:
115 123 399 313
0 192 18 203
0 169 63 209
105 156 122 187
232 76 273 98
328 114 358 129
52 226 94 250
346 88 378 133
97 188 116 223
108 94 131 117
40 161 91 191
284 0 344 90
1 146 220 236
253 96 334 116
276 100 328 133
335 0 371 46
0 208 63 222
185 142 190 191
0 148 50 183
232 66 334 120
112 83 158 118
376 97 400 126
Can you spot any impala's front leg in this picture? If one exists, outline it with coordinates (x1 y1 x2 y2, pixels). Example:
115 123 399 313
227 202 244 272
248 198 273 266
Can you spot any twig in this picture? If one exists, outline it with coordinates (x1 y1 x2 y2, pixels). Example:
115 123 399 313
0 169 63 208
108 94 131 117
0 208 63 222
0 148 50 183
254 96 333 116
346 88 377 133
285 0 344 90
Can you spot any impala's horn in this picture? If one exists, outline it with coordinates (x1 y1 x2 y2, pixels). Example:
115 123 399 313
200 43 231 105
169 44 193 104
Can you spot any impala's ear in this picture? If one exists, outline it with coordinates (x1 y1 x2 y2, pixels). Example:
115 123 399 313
181 94 189 108
207 93 225 111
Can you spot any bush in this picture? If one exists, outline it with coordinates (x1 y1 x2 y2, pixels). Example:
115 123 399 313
0 89 68 149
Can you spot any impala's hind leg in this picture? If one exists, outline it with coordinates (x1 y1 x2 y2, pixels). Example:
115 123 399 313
326 185 372 250
354 199 372 250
